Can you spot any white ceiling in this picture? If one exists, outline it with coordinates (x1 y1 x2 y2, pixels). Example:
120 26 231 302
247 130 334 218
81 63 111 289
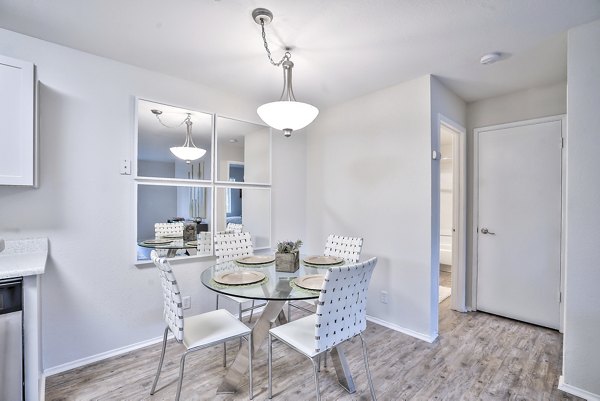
1 0 599 107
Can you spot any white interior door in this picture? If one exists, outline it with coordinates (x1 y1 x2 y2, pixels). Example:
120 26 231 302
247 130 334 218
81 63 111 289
476 119 562 329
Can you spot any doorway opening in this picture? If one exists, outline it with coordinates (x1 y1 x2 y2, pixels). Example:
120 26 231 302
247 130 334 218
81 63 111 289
439 124 456 304
226 162 244 220
436 114 467 327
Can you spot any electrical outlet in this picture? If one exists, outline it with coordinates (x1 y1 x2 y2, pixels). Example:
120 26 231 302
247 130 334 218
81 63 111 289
182 296 191 309
380 291 388 304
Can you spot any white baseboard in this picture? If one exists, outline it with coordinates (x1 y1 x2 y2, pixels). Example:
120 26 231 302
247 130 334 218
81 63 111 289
42 311 435 381
559 376 600 401
39 375 45 401
366 315 437 343
43 334 168 377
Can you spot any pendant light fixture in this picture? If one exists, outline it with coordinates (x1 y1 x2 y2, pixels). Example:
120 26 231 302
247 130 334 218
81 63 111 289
151 109 206 163
252 8 319 137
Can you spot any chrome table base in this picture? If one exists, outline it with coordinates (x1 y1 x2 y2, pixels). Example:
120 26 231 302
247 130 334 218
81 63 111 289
216 300 356 395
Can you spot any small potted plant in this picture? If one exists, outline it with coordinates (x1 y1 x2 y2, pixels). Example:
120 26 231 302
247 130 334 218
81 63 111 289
275 240 303 272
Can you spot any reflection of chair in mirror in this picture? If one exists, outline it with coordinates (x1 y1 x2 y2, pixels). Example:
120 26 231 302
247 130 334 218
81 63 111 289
155 222 184 238
154 222 186 256
149 251 253 401
288 234 364 321
268 258 378 401
226 223 243 233
197 231 212 256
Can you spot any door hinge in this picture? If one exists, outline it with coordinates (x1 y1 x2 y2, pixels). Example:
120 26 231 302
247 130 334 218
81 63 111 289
561 137 565 148
559 291 562 303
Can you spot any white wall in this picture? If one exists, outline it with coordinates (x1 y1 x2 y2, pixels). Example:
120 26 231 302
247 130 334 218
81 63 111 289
271 133 307 247
305 75 437 338
0 28 303 370
561 18 600 399
465 81 567 307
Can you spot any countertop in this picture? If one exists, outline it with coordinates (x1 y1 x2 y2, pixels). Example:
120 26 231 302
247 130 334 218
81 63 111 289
0 237 48 279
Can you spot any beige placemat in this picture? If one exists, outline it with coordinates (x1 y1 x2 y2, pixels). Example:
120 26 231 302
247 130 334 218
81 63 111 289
210 276 269 290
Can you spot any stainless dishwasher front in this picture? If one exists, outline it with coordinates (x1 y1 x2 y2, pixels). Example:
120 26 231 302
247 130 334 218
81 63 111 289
0 277 23 401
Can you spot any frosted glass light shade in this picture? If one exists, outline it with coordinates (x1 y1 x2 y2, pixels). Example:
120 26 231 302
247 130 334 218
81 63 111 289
170 146 206 161
257 100 319 131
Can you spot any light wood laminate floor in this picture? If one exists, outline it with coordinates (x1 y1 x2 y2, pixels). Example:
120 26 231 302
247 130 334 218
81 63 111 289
46 299 579 400
440 270 451 288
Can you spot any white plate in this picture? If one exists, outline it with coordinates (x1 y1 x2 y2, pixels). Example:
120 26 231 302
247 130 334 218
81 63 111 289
303 255 344 266
214 271 266 286
161 233 183 239
294 274 325 291
142 239 172 245
236 255 276 265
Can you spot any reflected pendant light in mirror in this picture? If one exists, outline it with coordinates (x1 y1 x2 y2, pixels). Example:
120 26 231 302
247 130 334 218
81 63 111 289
152 109 206 163
252 8 319 137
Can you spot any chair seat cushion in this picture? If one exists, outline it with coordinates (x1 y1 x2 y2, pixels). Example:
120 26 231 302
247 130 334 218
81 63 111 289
183 309 251 350
269 314 319 358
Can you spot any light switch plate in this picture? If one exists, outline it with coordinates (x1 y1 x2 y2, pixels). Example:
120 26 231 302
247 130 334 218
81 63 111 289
120 159 131 175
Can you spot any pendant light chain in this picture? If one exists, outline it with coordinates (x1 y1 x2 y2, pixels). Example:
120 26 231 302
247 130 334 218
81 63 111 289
253 8 319 137
154 113 191 129
260 19 291 67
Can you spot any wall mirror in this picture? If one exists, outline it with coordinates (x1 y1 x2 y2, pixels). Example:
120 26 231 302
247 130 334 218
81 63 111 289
216 116 271 185
216 187 271 249
136 183 213 261
137 99 212 181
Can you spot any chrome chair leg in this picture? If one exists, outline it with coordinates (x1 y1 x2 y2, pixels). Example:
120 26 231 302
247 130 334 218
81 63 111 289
360 333 377 401
217 295 227 367
248 332 254 400
175 350 189 401
238 303 243 349
150 326 169 395
249 300 256 322
268 334 273 400
287 301 291 321
324 350 327 368
317 354 321 372
311 357 321 401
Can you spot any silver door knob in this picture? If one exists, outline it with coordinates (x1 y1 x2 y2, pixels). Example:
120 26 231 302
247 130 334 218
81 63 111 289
481 228 495 235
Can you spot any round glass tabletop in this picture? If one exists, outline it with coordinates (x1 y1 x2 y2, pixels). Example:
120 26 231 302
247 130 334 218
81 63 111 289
137 238 197 250
201 256 348 301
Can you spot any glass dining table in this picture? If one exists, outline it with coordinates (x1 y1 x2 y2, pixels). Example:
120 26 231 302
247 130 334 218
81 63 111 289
137 238 197 258
200 256 359 395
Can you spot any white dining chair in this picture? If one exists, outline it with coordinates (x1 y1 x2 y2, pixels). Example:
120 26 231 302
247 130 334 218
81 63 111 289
323 234 363 262
214 232 264 322
214 232 265 364
149 251 253 401
288 234 364 320
268 257 378 401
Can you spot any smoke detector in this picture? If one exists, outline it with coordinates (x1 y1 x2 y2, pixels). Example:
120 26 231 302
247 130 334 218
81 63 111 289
480 52 502 65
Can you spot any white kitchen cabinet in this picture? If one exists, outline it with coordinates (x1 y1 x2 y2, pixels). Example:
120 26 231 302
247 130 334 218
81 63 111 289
0 55 36 186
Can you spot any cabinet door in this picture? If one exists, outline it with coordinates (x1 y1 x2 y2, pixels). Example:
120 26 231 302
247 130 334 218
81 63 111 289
0 55 35 186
